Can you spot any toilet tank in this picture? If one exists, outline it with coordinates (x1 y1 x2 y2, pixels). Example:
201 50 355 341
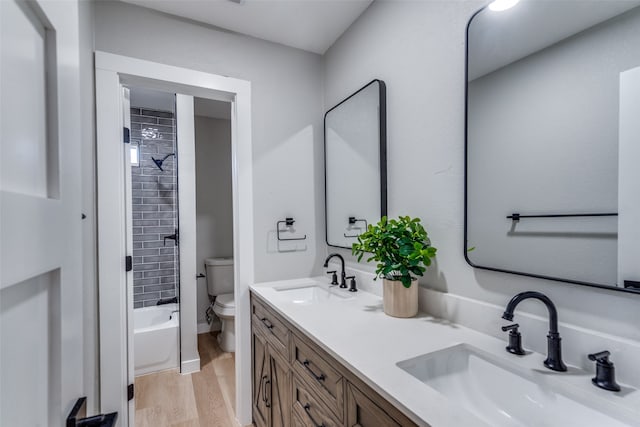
205 257 234 296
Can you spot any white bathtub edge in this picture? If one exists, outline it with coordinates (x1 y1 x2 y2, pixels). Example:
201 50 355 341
134 304 180 376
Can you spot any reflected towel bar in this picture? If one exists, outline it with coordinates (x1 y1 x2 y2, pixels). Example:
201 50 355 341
507 213 618 221
344 217 368 238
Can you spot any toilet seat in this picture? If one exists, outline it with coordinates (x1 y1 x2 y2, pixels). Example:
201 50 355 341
213 293 235 318
215 293 235 308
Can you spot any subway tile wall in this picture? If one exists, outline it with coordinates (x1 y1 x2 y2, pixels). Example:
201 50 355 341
130 107 179 308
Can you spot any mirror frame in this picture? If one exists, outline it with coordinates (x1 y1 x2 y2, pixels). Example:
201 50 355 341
324 79 387 249
463 6 640 295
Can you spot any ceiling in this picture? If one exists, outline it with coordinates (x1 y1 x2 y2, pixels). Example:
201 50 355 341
468 1 640 81
119 0 373 54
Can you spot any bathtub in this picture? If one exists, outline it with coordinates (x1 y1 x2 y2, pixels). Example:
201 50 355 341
134 303 179 376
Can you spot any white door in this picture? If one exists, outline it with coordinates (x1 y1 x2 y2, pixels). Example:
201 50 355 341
1 0 83 425
122 87 136 425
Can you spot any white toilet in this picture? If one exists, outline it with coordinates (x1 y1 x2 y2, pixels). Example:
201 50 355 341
205 257 235 352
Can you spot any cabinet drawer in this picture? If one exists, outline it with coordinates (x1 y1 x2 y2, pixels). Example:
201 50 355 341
292 378 341 427
292 334 344 420
252 297 290 360
346 382 418 427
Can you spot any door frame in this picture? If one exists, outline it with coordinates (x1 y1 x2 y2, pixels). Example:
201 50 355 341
95 51 254 426
175 93 200 375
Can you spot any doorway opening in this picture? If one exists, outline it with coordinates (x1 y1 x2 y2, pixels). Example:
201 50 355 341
125 87 237 425
96 52 254 426
194 97 234 340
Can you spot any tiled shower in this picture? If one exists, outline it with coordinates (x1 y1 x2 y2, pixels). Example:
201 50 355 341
130 107 179 308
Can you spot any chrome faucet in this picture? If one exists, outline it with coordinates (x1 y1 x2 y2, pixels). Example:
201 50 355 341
324 253 347 288
502 291 567 372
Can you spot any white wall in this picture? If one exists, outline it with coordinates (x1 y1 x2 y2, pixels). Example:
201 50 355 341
94 0 325 283
195 115 233 325
323 0 640 345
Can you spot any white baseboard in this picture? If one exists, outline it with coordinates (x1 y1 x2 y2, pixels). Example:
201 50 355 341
181 357 200 375
198 320 221 334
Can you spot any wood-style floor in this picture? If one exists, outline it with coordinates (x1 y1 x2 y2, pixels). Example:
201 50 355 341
134 332 240 427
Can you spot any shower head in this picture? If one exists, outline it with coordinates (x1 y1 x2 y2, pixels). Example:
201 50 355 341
151 153 175 171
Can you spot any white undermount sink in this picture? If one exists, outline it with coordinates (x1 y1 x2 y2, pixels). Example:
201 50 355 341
272 282 352 304
397 343 631 427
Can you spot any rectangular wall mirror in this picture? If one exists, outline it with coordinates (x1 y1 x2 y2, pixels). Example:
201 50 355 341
465 1 640 294
325 79 387 249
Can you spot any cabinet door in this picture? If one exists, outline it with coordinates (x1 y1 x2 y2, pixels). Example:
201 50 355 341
252 297 291 361
346 383 402 427
253 331 270 427
291 409 308 427
269 350 291 427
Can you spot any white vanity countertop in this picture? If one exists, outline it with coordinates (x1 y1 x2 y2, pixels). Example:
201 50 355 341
250 277 640 427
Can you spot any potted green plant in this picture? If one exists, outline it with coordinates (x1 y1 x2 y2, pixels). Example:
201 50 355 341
352 215 437 318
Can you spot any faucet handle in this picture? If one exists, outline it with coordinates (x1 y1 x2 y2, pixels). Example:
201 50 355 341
345 275 357 292
501 324 525 355
501 323 520 332
326 270 338 286
588 350 611 363
588 350 620 392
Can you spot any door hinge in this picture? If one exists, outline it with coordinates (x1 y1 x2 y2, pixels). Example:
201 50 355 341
128 384 134 401
125 256 133 272
123 127 130 144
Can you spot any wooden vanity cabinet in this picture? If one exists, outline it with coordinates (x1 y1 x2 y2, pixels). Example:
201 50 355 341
252 330 270 427
291 334 345 421
252 302 291 427
252 295 290 360
251 293 419 427
346 382 403 427
292 377 342 427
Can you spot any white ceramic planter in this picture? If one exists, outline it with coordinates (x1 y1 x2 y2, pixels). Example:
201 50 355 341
383 278 418 318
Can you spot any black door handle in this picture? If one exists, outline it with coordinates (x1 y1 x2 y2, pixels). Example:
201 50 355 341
67 397 118 427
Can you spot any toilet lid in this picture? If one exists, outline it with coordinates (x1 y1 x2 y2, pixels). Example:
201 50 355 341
215 293 235 309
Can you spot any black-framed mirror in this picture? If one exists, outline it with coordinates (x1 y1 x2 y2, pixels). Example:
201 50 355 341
465 1 640 294
325 79 387 249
